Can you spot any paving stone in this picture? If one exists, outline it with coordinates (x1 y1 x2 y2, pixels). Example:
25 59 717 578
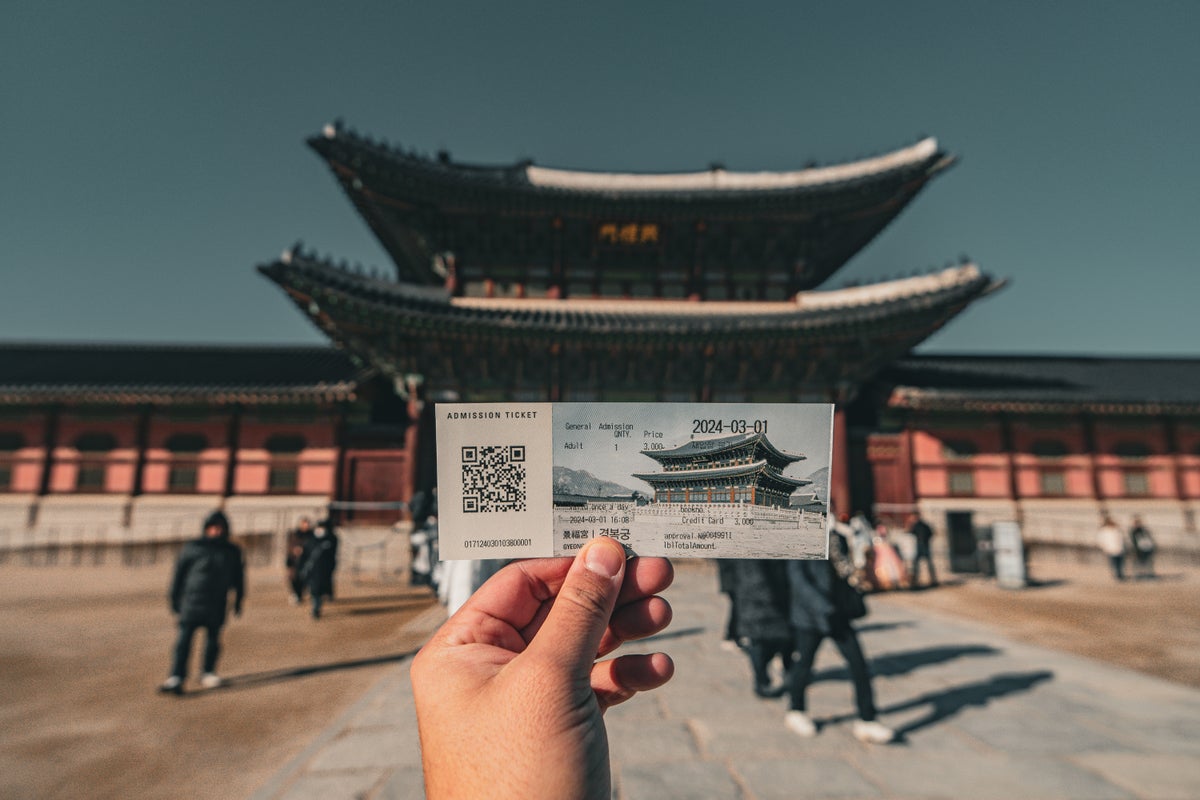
309 727 421 771
617 761 739 800
954 706 1128 753
370 766 426 800
607 718 700 765
855 751 1134 800
690 713 857 758
350 695 417 729
735 757 882 799
278 769 386 800
1071 753 1200 800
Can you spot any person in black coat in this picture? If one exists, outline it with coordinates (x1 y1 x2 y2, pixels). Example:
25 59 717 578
299 520 339 619
285 517 314 604
907 512 938 589
728 559 793 697
783 531 894 743
159 510 245 694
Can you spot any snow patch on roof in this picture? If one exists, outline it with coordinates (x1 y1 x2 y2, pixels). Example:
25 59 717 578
525 138 938 193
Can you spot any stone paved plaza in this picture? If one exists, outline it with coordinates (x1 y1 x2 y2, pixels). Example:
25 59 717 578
253 565 1200 800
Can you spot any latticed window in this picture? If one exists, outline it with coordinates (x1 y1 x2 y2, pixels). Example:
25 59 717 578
75 432 117 492
1113 441 1152 498
1031 439 1069 496
1039 471 1067 496
1123 471 1150 497
0 431 23 491
166 433 207 492
948 469 975 496
265 434 305 494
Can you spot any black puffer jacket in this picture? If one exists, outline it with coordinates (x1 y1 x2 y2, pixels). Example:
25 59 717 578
786 533 865 634
169 512 245 626
728 559 791 642
300 527 339 598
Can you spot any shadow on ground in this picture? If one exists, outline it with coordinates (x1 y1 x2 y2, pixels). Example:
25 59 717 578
886 670 1055 738
206 651 420 693
814 643 999 683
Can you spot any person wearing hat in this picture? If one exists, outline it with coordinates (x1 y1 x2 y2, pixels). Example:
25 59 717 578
158 510 245 694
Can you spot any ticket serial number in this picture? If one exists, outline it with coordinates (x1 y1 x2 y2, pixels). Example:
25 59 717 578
462 538 533 548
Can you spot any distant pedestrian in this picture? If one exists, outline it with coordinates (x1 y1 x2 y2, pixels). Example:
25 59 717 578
408 490 439 590
848 510 874 569
439 558 509 616
869 525 909 591
906 512 938 589
716 559 741 652
299 520 339 619
285 517 314 605
1129 516 1156 578
1097 515 1127 581
727 559 793 697
159 510 245 695
784 527 894 744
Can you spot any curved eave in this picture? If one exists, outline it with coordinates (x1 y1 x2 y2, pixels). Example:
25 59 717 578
888 389 1200 417
260 257 1000 344
310 127 949 201
632 460 812 488
0 385 359 406
632 460 770 483
643 432 804 464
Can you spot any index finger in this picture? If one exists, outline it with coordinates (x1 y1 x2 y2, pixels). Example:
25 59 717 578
437 557 572 647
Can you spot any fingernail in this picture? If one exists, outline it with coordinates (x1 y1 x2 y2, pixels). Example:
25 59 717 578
585 538 623 579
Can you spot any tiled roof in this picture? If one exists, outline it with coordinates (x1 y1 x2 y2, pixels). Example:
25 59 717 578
260 251 1000 345
313 123 950 199
645 432 804 464
631 460 812 488
885 355 1200 413
0 343 367 405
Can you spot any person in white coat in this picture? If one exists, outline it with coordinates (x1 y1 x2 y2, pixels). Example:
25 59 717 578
1096 515 1127 581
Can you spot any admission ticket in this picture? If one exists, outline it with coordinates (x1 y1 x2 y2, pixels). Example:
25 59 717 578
435 403 833 560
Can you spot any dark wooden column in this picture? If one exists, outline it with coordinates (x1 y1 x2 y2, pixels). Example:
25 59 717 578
998 412 1022 512
130 404 152 497
902 414 918 510
222 404 243 499
32 405 62 527
550 218 564 298
689 220 706 300
37 405 61 497
831 406 851 518
1166 412 1185 501
331 402 349 506
1081 412 1104 503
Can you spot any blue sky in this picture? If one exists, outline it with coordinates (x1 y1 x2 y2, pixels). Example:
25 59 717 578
3 2 1197 355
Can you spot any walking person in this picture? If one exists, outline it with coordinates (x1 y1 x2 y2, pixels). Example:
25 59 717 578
907 512 938 589
285 516 313 605
783 528 894 743
727 559 793 697
158 510 245 695
716 559 741 652
299 519 339 619
1129 516 1156 578
1097 515 1127 581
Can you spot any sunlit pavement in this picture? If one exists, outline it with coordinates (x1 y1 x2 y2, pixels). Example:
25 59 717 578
253 565 1200 800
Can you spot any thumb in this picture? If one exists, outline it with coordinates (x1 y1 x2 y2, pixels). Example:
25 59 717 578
525 537 626 673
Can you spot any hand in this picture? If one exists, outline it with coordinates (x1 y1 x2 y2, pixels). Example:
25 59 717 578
411 537 674 800
234 606 242 618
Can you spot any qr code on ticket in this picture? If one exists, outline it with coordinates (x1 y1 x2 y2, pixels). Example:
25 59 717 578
460 445 527 513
